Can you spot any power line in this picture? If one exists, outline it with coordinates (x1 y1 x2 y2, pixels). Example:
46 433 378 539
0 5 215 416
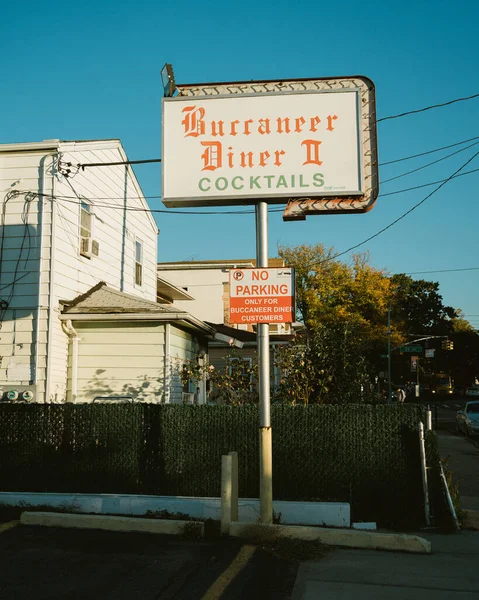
63 93 479 170
324 148 479 262
379 168 479 198
380 135 479 166
404 267 479 275
7 160 479 217
377 92 479 123
380 140 479 184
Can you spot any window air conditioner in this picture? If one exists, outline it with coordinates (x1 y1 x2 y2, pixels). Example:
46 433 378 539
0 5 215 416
80 237 100 258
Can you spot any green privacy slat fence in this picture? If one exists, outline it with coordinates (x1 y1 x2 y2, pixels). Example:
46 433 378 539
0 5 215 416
0 404 428 528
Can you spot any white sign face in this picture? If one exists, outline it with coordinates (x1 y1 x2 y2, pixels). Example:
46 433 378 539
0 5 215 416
425 349 435 358
162 90 363 207
229 268 295 324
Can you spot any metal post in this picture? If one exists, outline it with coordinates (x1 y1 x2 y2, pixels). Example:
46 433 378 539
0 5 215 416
387 304 392 404
255 201 272 524
221 454 233 535
418 422 431 527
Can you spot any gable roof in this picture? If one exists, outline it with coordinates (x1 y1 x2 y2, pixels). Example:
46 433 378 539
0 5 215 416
62 282 177 314
60 282 215 335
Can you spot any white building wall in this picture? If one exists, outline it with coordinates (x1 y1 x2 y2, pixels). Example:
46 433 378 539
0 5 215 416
67 321 166 402
0 149 54 399
0 141 159 403
156 267 232 324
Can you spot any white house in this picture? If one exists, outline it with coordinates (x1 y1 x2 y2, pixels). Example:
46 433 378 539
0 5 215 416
0 139 159 402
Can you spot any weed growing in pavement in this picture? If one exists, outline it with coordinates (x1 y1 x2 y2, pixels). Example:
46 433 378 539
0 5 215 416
239 524 327 563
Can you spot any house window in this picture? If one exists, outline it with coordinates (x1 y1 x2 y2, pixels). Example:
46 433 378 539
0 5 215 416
135 240 143 286
79 201 93 257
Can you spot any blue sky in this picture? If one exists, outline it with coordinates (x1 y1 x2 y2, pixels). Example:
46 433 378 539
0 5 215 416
1 0 478 326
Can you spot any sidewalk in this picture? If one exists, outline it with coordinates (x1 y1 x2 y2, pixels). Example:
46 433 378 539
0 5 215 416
292 430 479 599
292 530 479 599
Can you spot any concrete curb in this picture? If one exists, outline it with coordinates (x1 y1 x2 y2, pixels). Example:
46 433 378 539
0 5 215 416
229 522 431 554
20 512 204 537
0 521 19 535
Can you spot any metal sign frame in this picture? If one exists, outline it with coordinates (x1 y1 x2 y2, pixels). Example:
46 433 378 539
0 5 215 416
165 75 378 220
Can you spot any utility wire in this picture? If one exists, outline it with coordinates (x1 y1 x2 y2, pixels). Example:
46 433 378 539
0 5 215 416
323 148 479 263
379 168 479 198
64 92 479 170
404 267 479 275
380 135 479 166
377 92 479 123
380 140 479 184
9 161 479 217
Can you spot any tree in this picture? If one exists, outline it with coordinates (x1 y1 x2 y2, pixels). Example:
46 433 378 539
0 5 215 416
389 274 456 335
277 244 397 402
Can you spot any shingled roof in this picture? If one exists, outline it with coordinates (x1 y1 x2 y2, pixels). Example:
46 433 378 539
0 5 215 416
62 282 189 315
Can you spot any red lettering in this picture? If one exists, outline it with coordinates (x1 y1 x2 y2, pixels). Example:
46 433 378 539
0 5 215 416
201 141 222 171
258 119 271 135
302 140 322 166
327 115 338 131
259 151 270 167
295 117 306 133
310 116 321 132
181 106 205 138
274 150 286 166
244 119 254 135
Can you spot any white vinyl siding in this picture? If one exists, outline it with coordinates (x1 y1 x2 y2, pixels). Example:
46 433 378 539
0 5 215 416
67 321 166 403
0 151 53 396
0 141 159 403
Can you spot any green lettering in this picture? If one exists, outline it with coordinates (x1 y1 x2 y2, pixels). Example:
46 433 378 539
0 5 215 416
215 177 228 191
232 176 244 190
313 173 324 187
299 174 309 188
264 175 274 188
250 176 261 189
199 178 211 192
276 175 288 188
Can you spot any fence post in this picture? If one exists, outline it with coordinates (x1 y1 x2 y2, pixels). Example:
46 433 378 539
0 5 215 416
221 454 233 535
418 422 431 527
228 451 239 522
426 407 432 431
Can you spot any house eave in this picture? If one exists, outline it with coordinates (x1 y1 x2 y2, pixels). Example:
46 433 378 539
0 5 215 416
59 312 216 335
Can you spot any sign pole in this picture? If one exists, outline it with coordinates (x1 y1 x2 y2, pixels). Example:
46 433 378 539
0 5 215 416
255 201 273 524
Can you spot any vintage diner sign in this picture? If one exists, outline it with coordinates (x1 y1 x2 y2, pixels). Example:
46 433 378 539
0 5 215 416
162 87 365 207
229 268 295 324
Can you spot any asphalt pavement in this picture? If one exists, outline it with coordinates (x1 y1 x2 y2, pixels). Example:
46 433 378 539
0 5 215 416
0 525 298 600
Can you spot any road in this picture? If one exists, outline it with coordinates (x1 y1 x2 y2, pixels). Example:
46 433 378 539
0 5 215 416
418 395 469 431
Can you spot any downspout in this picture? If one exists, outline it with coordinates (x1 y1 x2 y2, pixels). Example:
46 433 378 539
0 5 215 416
34 156 47 386
62 319 79 402
45 154 57 402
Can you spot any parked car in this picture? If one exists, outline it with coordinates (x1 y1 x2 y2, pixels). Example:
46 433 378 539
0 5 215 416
465 385 479 398
456 401 479 436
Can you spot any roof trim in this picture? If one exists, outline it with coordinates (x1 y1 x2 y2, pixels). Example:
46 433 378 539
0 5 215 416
0 140 60 153
157 277 194 301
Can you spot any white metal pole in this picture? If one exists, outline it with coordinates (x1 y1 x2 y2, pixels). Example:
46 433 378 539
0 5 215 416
256 202 272 524
418 422 431 527
220 454 233 534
